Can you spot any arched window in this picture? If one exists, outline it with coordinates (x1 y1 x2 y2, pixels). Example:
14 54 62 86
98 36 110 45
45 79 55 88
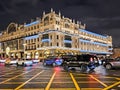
65 23 69 28
44 16 49 26
7 23 16 34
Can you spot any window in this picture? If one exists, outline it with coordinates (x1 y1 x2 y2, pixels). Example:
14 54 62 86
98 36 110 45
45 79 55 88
31 39 33 42
56 21 60 25
50 43 52 46
28 40 30 44
42 34 49 39
34 26 36 29
7 23 16 34
34 38 36 42
50 35 52 39
41 42 49 47
57 42 59 46
44 16 49 26
64 43 71 48
65 23 69 28
37 38 39 42
44 16 49 21
37 44 39 48
65 35 71 40
37 25 39 28
57 35 59 39
31 27 33 30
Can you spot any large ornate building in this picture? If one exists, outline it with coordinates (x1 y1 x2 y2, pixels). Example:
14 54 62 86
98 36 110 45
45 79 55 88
0 9 113 59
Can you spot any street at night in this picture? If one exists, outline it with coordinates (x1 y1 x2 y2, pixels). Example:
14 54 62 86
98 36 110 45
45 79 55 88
0 63 120 90
0 0 120 90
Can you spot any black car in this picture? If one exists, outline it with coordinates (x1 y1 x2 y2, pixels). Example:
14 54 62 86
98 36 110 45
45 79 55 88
101 58 114 65
62 54 99 72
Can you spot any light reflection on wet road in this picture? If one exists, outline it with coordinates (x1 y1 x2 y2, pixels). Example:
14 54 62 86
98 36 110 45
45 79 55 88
0 63 120 90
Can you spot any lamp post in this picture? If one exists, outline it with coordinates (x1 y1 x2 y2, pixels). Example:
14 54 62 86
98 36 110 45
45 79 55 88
23 44 26 60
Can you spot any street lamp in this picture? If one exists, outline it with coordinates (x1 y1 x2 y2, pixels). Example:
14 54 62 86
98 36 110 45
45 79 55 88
23 44 27 60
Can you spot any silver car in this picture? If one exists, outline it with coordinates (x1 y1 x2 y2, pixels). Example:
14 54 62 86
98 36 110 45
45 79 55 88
104 57 120 69
17 59 33 66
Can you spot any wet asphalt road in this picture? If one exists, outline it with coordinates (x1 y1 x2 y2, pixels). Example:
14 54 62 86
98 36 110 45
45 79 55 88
0 63 120 90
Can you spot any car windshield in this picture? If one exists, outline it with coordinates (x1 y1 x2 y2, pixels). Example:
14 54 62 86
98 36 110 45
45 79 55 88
47 56 57 59
62 55 77 60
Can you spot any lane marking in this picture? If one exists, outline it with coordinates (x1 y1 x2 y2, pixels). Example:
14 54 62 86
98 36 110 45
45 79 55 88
0 89 13 90
5 82 47 84
81 88 102 90
70 73 80 90
50 88 76 90
20 88 44 90
103 81 120 90
4 80 117 84
0 69 22 77
73 73 88 76
89 75 108 87
0 69 34 84
14 70 44 90
45 72 56 90
116 78 120 80
77 81 117 83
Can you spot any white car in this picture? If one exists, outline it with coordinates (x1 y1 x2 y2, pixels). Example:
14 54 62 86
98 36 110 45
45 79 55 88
32 59 40 63
17 59 33 66
0 59 6 63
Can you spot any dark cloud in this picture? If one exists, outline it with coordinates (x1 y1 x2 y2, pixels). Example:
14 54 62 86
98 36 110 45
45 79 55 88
0 0 120 46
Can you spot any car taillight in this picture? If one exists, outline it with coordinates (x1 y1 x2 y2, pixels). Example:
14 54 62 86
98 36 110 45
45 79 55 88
55 58 59 61
55 59 59 61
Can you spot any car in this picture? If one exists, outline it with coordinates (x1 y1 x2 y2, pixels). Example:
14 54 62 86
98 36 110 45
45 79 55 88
62 54 99 72
32 59 40 63
101 58 114 65
17 59 33 66
104 57 120 70
5 58 17 65
43 56 63 66
0 59 6 63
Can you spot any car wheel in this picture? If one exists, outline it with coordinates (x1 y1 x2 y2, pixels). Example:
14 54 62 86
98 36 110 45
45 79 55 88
63 65 69 71
105 64 112 70
52 63 56 66
16 63 19 66
43 62 46 66
81 64 88 72
22 63 24 66
30 64 33 66
24 64 27 67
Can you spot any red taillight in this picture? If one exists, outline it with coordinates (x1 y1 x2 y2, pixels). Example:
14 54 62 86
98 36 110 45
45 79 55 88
55 58 59 61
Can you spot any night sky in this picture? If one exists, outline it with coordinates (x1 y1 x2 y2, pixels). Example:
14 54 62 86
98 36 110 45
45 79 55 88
0 0 120 47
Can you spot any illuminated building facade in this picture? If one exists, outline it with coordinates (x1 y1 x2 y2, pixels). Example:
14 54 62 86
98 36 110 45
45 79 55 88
112 47 120 58
0 9 113 59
